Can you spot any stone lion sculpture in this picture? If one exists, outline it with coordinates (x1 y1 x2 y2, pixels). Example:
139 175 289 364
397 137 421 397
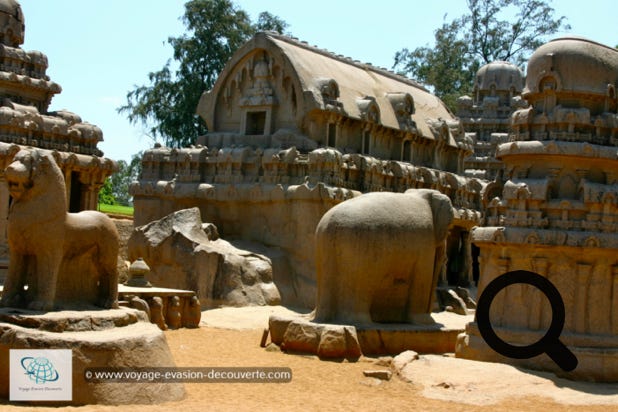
0 148 119 311
314 189 454 324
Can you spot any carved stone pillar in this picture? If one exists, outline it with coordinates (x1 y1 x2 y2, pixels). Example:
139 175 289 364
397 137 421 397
612 265 618 335
497 256 510 327
461 231 473 286
573 263 592 334
529 257 549 330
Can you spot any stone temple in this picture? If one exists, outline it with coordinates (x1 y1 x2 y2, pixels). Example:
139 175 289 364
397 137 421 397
458 61 525 181
456 37 618 382
131 32 484 308
131 31 618 381
0 0 115 272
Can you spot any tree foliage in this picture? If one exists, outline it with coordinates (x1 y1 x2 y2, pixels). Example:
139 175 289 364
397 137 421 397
393 0 570 111
119 0 288 147
99 152 143 206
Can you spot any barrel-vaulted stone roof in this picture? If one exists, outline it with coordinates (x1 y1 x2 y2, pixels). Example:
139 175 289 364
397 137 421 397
198 32 459 147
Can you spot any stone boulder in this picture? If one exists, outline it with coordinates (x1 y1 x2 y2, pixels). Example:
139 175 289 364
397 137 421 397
0 307 185 405
128 208 281 309
436 287 469 315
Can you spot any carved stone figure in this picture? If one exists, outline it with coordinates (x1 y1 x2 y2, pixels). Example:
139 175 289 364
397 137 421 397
0 0 115 265
314 189 454 324
149 296 167 331
183 295 202 328
166 296 182 329
0 148 119 310
129 295 151 319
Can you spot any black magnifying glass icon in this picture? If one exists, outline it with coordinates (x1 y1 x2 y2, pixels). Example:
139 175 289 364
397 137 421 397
476 270 578 372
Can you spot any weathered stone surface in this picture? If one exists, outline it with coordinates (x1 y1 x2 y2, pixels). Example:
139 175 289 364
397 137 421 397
457 38 618 382
281 320 322 354
0 2 115 264
132 32 486 311
112 218 134 283
363 370 392 381
128 207 280 309
458 61 524 181
0 308 185 405
0 307 147 332
454 287 477 309
271 316 362 359
268 315 293 345
436 288 469 315
314 189 453 324
357 326 463 355
392 350 419 372
0 149 119 311
317 325 361 359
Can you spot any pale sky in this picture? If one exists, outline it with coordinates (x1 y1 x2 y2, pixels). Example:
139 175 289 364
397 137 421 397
19 0 616 162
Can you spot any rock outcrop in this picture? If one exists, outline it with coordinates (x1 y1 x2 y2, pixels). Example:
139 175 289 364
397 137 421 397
128 208 281 309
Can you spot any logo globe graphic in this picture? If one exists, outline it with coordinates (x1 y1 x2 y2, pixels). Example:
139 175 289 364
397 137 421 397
21 356 60 384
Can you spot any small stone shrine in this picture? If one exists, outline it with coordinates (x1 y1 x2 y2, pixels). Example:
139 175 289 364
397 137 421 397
0 0 115 271
0 1 184 404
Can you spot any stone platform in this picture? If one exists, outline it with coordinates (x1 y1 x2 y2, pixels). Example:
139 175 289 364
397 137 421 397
0 307 185 405
456 322 618 382
269 311 472 359
118 284 201 330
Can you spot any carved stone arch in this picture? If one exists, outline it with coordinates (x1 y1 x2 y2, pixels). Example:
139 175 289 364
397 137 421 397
525 232 540 244
547 180 558 199
545 140 559 153
492 229 506 243
488 197 501 208
516 185 531 200
558 174 578 199
538 73 561 92
489 82 497 96
466 178 483 194
357 96 380 124
584 236 600 248
316 78 340 101
386 92 415 124
482 180 503 207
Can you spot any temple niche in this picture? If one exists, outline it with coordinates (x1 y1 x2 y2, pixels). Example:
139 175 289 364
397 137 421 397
456 37 618 381
0 0 115 270
131 32 484 308
458 61 525 181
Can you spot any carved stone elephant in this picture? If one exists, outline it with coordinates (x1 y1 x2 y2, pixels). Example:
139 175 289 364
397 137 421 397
314 189 454 324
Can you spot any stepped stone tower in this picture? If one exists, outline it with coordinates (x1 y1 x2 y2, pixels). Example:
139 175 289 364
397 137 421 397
457 37 618 382
0 0 115 267
458 61 525 180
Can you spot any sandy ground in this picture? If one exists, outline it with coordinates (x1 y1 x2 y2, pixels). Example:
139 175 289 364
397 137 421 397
2 306 617 411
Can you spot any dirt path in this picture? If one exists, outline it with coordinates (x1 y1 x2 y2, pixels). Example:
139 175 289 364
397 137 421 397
1 306 617 411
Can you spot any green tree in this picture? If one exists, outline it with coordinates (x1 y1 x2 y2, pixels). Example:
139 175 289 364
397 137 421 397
98 177 115 206
98 152 142 207
110 153 143 206
393 0 570 111
119 0 288 148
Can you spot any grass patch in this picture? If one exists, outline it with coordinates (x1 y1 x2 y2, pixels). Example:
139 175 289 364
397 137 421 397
98 203 134 217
